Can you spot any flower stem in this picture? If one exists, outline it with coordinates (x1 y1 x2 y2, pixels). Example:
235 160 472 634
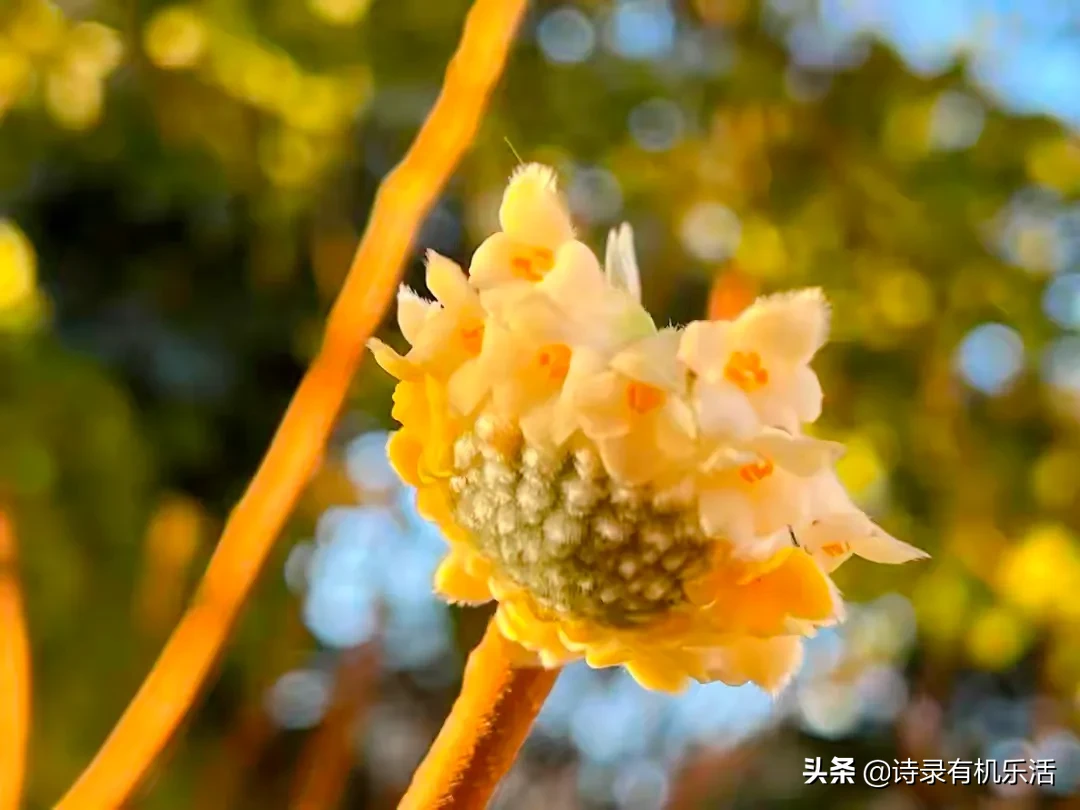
398 620 560 810
53 1 527 806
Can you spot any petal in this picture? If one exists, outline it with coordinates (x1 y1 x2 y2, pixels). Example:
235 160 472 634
750 430 844 477
406 309 463 371
787 365 824 424
609 327 684 391
368 338 418 380
469 232 517 290
678 320 734 379
433 552 494 605
734 288 830 365
550 349 605 445
713 549 839 636
596 433 666 486
604 222 642 302
698 488 755 547
657 395 698 446
700 636 804 693
625 655 690 693
397 284 435 346
852 526 930 565
415 483 454 526
500 285 576 344
425 251 476 314
519 397 558 449
499 163 575 247
537 240 605 307
806 470 859 513
386 430 422 486
694 379 760 442
541 242 653 348
574 370 631 439
799 513 865 572
494 601 576 666
447 357 490 417
583 642 634 669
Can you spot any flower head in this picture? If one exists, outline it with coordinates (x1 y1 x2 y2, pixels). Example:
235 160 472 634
370 163 927 694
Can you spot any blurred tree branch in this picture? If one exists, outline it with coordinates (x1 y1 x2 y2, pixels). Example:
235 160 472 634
0 508 30 810
289 642 381 810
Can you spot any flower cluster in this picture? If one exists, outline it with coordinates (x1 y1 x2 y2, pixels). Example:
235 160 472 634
370 165 927 693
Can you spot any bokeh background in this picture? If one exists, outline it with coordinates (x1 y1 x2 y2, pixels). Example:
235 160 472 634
4 0 1080 807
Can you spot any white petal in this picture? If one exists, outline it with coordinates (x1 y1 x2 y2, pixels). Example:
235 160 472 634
469 232 516 291
539 240 605 305
698 488 755 547
788 365 824 424
551 349 605 445
750 430 844 477
367 338 416 380
595 435 665 486
499 163 575 247
519 397 558 449
678 319 734 379
852 527 930 565
693 379 760 442
541 242 653 348
806 470 859 513
396 285 434 346
605 222 642 302
574 370 631 439
799 514 865 572
609 328 683 391
425 251 475 313
735 287 830 364
447 358 490 417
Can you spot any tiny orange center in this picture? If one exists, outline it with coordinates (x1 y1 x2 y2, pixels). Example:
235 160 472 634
460 323 484 355
536 343 572 382
724 350 769 392
626 381 667 415
737 459 774 484
510 245 556 282
821 542 849 558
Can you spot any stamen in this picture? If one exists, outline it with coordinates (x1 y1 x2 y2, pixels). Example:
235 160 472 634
460 323 484 355
510 245 556 281
626 381 666 414
724 350 769 392
821 542 849 558
536 343 571 381
737 459 774 483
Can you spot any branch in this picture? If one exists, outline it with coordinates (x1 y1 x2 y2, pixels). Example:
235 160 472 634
397 620 559 810
0 509 31 810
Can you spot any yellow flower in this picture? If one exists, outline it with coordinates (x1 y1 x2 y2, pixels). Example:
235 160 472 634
679 288 830 437
573 327 697 485
371 164 927 694
793 470 928 572
695 429 845 554
469 163 590 291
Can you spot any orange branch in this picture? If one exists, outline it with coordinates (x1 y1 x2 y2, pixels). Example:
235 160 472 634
0 509 31 810
54 1 527 806
397 621 559 810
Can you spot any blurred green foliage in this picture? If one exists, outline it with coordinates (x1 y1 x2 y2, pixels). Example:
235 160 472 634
3 0 1080 806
